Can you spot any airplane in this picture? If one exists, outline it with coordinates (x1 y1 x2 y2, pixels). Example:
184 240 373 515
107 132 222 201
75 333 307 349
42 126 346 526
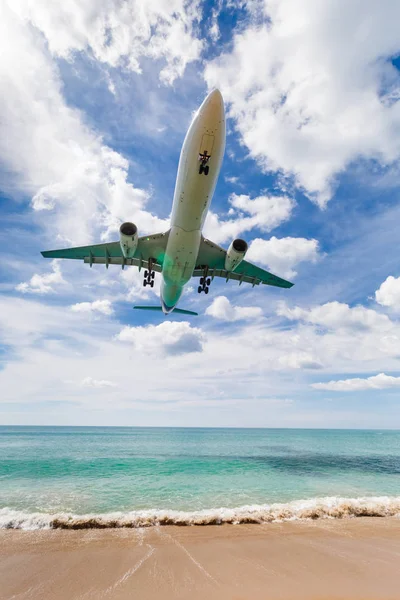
42 89 293 316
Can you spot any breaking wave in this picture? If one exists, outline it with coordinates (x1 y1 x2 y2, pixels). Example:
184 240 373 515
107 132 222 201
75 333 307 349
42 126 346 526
1 497 400 530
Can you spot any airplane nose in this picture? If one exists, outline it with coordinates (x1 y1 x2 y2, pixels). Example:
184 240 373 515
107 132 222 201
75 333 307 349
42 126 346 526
199 88 224 118
205 88 223 107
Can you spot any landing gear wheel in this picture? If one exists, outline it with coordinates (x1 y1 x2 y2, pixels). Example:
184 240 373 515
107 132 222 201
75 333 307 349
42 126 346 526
143 259 156 287
204 166 209 176
198 267 211 294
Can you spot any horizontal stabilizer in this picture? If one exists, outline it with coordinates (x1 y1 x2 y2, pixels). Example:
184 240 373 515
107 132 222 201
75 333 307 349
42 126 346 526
133 306 198 316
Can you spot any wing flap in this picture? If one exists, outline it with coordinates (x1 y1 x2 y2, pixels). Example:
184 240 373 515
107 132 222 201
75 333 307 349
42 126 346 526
193 268 260 285
83 256 162 272
41 231 169 271
232 259 293 288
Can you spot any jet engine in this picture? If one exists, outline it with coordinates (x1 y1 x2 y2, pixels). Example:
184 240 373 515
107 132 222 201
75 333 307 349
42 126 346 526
119 222 138 258
224 238 248 271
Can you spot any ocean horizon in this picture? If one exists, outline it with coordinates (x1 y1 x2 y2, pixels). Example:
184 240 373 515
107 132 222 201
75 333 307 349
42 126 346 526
2 425 400 429
1 426 400 529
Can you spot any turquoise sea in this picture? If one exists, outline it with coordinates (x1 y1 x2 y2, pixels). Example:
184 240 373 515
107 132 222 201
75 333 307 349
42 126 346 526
1 427 400 528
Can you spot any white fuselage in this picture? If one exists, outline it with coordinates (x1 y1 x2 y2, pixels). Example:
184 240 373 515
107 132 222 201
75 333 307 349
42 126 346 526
161 89 226 313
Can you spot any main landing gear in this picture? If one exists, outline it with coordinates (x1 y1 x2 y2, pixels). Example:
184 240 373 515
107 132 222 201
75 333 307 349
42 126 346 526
198 267 211 294
198 151 210 176
143 258 155 288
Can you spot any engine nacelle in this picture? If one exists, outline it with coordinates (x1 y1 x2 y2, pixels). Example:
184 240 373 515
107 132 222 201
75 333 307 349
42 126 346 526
119 222 138 258
224 238 248 271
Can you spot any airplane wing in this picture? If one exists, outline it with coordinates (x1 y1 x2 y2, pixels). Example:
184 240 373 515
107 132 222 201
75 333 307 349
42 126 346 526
194 236 294 288
41 231 170 272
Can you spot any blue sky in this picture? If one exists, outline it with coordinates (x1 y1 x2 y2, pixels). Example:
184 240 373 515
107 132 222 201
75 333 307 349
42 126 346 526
1 0 400 427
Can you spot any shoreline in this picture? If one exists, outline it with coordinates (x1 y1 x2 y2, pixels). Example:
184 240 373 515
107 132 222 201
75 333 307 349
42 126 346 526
1 518 400 599
2 495 400 530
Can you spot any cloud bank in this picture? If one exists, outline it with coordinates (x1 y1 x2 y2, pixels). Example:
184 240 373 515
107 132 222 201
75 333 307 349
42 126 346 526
312 373 400 391
70 300 114 316
205 296 263 321
375 276 400 310
116 321 205 355
247 237 321 279
16 261 65 294
205 0 400 205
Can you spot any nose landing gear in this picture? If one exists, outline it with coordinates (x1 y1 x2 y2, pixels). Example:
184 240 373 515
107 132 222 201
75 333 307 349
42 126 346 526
198 151 210 176
143 258 155 287
199 164 209 176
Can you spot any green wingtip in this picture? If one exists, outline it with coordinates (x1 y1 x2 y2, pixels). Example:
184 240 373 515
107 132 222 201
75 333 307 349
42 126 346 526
278 278 294 288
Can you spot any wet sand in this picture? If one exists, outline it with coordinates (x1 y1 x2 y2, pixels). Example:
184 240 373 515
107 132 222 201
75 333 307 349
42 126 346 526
1 518 400 600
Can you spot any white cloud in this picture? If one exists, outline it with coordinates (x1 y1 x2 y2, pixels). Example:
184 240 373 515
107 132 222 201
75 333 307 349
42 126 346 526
312 373 400 391
205 296 263 321
279 352 323 370
81 377 117 389
116 321 205 355
2 294 400 425
3 0 400 427
9 0 203 85
204 193 294 244
120 267 161 302
278 301 392 331
205 0 400 206
247 236 321 278
0 2 168 248
15 261 65 294
375 275 400 310
209 3 221 43
230 194 294 230
70 300 114 316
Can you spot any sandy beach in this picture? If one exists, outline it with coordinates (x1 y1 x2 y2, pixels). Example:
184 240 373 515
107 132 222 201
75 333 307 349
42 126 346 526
1 518 400 600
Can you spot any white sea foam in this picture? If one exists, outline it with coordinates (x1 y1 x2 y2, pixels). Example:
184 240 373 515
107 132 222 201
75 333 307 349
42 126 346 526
1 497 400 530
